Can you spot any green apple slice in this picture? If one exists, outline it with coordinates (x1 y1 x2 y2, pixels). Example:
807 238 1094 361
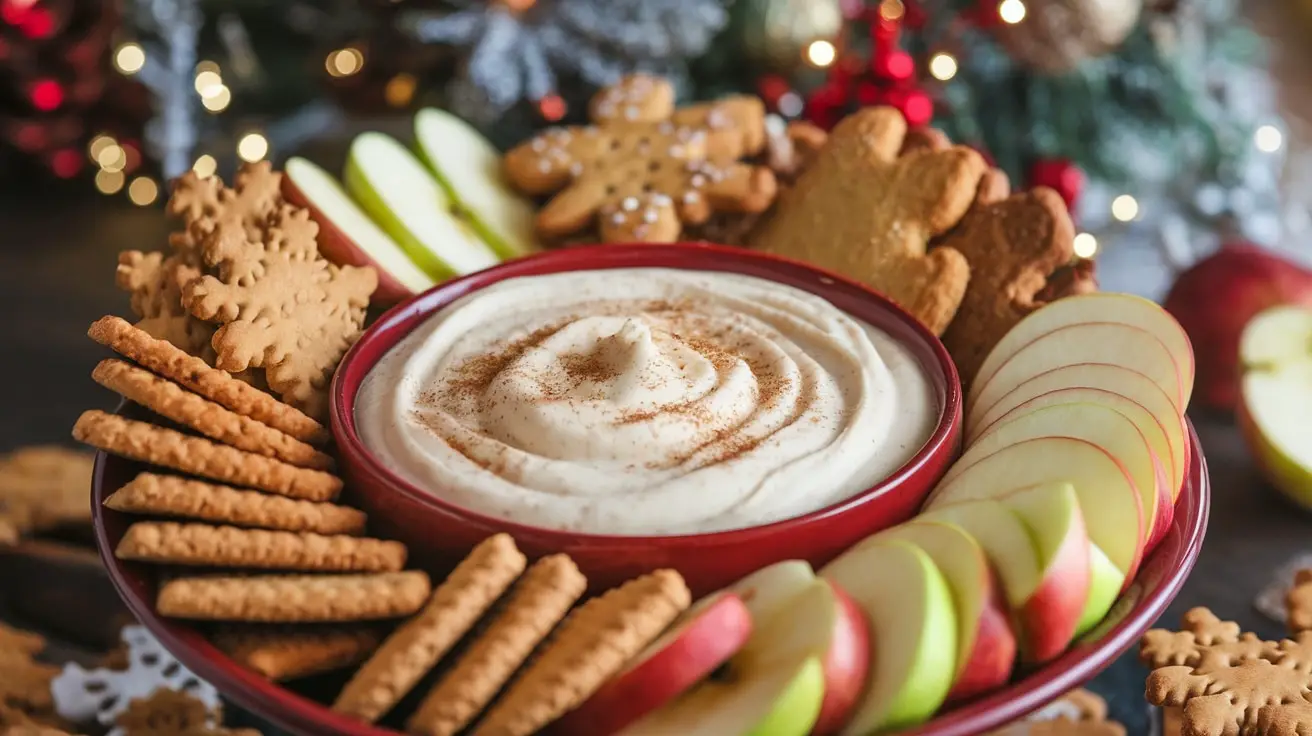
820 540 957 734
1077 543 1126 636
414 108 540 259
344 131 499 280
283 156 435 299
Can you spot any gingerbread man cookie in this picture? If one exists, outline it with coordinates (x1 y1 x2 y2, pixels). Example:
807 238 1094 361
939 186 1076 384
503 75 778 243
751 106 987 335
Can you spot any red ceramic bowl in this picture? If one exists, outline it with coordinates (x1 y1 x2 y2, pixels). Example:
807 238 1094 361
329 243 964 596
91 416 1208 736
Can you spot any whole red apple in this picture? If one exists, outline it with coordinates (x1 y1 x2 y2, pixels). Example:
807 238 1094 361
1162 243 1312 411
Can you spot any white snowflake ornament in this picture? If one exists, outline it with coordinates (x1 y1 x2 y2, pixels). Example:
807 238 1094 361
51 625 221 735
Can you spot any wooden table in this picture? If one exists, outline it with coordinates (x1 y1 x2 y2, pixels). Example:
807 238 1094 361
1 194 1306 729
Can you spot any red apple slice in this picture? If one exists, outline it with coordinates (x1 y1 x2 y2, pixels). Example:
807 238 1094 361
861 521 1016 699
283 156 436 305
919 494 1090 664
969 363 1188 500
622 578 868 736
943 401 1171 552
974 387 1178 506
968 322 1184 428
552 592 752 735
970 293 1194 406
928 437 1145 583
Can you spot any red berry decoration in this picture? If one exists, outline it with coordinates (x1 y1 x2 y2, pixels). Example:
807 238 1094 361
1028 158 1084 211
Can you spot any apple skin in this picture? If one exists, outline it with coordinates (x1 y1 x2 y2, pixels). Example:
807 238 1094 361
1075 543 1126 637
749 658 826 736
1163 243 1312 411
281 172 417 305
551 593 753 736
945 571 1014 702
812 581 871 736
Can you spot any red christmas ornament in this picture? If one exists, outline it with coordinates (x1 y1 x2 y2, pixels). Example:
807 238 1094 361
19 5 52 38
872 50 915 82
1028 158 1084 210
0 0 30 25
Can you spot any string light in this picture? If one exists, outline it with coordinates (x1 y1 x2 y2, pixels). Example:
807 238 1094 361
88 134 116 161
192 154 217 178
806 40 837 68
1073 233 1098 258
97 144 127 172
326 47 364 77
128 177 159 206
29 79 62 111
928 52 958 81
50 149 81 178
998 0 1027 23
1110 194 1139 222
114 43 145 75
237 132 269 162
201 86 231 112
385 74 417 107
194 70 223 96
778 92 804 118
879 0 905 19
95 169 125 195
1254 125 1283 153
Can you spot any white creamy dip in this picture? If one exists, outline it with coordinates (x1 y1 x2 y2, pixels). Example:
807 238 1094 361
355 268 938 535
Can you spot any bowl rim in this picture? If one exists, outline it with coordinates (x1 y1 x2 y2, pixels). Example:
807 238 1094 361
330 241 963 545
91 418 1210 736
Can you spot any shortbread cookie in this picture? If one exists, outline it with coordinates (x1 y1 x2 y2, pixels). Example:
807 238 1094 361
0 446 93 544
752 106 986 335
72 411 340 502
503 74 777 243
408 555 587 736
92 359 333 471
472 569 691 736
104 473 365 535
212 625 383 681
332 534 527 723
156 571 431 622
114 522 405 572
183 205 375 421
87 316 327 445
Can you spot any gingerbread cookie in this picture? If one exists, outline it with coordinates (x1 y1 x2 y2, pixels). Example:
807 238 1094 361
0 446 93 544
113 689 259 736
115 250 213 360
938 186 1076 384
167 161 283 253
183 205 376 420
503 74 778 243
985 689 1124 736
1288 569 1312 634
751 106 986 335
1136 607 1312 736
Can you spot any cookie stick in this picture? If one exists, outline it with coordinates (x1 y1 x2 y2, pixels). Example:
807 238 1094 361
332 534 527 723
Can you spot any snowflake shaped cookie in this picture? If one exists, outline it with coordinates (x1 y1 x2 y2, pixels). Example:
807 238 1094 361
503 74 778 243
183 204 376 420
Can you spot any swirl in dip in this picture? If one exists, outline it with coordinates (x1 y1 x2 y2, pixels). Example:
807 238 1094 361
356 268 938 535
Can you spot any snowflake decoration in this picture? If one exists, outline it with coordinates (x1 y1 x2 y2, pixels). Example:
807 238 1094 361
50 626 220 736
